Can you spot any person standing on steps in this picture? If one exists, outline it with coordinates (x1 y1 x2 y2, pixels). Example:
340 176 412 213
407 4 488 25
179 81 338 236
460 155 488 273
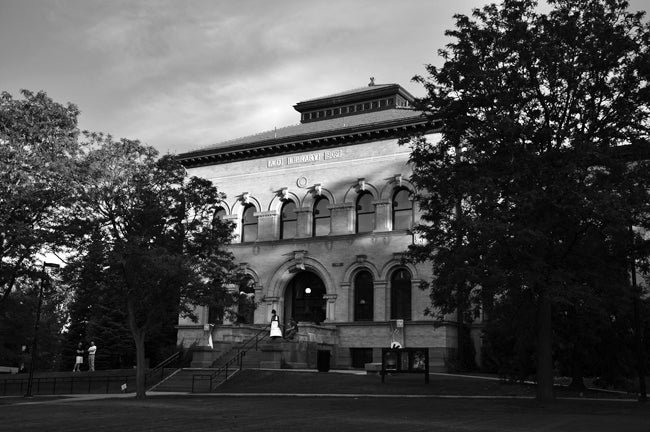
284 318 298 340
269 309 283 339
88 341 97 371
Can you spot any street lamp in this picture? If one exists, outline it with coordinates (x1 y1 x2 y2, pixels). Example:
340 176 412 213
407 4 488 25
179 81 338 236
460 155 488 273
24 261 60 398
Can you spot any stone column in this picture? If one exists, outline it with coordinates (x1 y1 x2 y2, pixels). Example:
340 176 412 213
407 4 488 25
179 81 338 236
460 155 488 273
374 281 388 321
329 203 354 235
295 207 313 238
339 282 351 321
323 294 338 323
373 200 391 232
253 284 265 325
255 210 278 241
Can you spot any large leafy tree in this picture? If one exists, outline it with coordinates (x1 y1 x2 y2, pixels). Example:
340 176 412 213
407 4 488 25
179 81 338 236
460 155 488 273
1 90 80 373
73 135 238 398
405 0 650 401
0 90 80 303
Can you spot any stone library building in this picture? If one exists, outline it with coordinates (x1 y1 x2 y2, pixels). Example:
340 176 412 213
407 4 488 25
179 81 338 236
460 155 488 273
175 80 463 371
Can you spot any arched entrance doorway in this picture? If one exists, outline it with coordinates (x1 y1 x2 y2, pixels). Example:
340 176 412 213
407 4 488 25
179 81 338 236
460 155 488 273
284 271 326 324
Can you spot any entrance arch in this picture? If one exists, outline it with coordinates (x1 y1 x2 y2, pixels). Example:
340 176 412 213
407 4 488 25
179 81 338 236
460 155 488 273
284 271 326 324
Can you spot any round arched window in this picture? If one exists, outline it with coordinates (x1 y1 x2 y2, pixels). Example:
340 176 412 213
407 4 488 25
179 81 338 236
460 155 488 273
354 270 374 321
242 204 258 242
392 188 413 230
313 197 330 237
390 268 412 320
280 200 297 239
356 192 374 233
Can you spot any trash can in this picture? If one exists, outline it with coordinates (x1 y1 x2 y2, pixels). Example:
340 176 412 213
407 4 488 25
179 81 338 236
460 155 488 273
317 350 330 372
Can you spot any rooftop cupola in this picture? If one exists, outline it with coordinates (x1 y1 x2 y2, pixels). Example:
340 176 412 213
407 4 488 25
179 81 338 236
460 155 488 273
293 79 415 124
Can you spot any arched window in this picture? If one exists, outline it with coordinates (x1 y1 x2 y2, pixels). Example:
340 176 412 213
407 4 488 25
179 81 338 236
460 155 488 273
390 268 412 320
354 270 374 321
208 304 223 325
313 197 330 237
392 188 413 230
213 206 226 222
280 200 297 240
241 204 258 242
356 192 374 233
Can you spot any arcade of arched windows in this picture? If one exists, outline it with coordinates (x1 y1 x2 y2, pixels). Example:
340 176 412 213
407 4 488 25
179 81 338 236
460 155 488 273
346 263 418 322
222 179 416 243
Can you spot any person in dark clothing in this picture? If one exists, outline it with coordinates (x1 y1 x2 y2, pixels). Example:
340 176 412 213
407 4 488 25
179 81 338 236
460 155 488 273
284 318 299 340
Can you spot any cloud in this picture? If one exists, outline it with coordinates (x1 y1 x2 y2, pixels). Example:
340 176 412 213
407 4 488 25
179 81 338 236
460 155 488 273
7 0 567 154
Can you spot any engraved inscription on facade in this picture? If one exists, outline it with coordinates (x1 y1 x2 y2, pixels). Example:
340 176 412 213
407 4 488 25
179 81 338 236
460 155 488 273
267 149 344 168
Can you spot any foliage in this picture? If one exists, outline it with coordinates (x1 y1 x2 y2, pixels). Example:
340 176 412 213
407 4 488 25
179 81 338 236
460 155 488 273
404 0 650 401
0 90 80 303
61 228 136 371
71 134 239 397
0 275 67 371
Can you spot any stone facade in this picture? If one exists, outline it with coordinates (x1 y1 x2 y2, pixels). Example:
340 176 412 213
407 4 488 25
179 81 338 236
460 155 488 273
176 83 459 370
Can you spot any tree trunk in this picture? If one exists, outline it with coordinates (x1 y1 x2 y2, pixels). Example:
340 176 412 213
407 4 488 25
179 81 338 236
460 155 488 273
126 297 148 399
536 287 554 401
133 329 147 399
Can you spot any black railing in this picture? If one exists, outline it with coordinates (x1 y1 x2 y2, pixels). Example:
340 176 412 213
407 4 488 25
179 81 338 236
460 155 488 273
1 351 184 397
1 374 138 396
146 350 182 389
191 327 269 393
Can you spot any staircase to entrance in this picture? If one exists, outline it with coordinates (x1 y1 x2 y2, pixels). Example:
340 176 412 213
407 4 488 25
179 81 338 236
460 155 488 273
150 327 336 393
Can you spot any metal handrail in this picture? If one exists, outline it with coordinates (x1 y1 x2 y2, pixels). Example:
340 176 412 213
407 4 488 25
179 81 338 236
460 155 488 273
191 327 269 392
145 350 181 386
238 326 270 353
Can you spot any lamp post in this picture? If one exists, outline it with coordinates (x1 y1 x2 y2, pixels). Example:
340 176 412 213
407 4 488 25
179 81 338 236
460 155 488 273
24 261 60 398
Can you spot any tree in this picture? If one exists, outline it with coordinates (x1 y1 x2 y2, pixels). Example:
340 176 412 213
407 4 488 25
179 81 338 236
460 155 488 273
404 0 650 401
0 90 80 304
0 272 68 372
61 228 136 371
73 135 238 398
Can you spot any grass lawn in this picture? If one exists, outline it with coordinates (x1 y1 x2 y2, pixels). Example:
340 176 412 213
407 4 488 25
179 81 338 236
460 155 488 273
213 369 637 400
1 370 648 432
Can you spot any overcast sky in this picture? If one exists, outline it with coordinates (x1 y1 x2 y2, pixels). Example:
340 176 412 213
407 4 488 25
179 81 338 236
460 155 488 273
1 1 647 155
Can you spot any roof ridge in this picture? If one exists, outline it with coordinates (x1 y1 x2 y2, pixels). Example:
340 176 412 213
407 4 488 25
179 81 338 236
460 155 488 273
298 83 396 103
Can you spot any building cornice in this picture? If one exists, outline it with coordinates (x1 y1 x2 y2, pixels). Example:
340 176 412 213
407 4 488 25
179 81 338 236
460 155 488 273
177 116 440 168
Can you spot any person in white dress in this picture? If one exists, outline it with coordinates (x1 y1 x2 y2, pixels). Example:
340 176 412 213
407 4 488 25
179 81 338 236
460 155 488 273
269 309 282 339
